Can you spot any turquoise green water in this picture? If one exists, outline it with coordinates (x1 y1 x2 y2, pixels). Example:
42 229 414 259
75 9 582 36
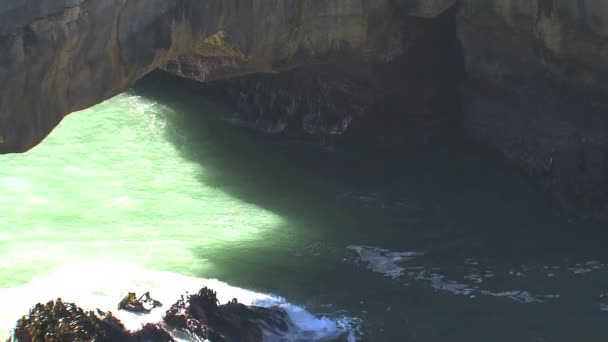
2 74 608 341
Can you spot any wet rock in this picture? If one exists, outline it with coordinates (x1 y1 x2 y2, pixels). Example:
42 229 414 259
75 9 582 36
10 298 174 342
118 292 162 314
133 323 174 342
10 287 294 342
164 287 290 342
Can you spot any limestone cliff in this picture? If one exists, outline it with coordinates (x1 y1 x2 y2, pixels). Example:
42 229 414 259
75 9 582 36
459 0 608 91
1 0 608 216
164 0 608 216
458 1 608 215
0 0 454 153
170 8 464 146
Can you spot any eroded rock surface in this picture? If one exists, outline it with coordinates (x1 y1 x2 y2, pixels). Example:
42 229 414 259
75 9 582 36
164 0 608 216
0 0 456 153
458 0 608 216
180 7 464 146
2 0 608 216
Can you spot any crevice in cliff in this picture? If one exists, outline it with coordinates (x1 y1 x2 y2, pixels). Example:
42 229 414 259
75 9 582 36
114 0 129 67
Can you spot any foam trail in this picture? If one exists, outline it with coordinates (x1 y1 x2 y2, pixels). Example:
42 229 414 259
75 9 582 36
349 245 560 304
0 260 356 341
347 245 424 279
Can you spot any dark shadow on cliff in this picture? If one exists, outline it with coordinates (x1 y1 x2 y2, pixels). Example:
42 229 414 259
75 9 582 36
129 71 608 298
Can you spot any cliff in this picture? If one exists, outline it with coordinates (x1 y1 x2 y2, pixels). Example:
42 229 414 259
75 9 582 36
459 0 608 214
1 0 608 215
0 0 454 153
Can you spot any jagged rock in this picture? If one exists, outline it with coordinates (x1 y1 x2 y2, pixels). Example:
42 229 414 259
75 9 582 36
118 292 162 314
164 287 290 342
10 288 292 342
10 299 174 342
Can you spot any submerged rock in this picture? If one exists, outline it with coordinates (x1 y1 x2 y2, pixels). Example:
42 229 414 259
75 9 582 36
10 298 173 342
164 287 290 342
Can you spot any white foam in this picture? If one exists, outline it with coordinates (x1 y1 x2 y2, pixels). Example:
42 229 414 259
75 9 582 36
349 245 560 304
347 245 423 279
0 259 356 341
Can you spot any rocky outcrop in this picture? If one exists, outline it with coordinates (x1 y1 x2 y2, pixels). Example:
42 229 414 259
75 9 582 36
9 288 293 342
164 288 290 342
10 298 173 342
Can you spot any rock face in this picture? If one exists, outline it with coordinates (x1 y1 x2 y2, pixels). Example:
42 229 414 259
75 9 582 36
166 0 608 216
118 292 162 313
0 0 455 153
180 8 464 146
458 1 608 216
1 0 608 216
459 0 608 93
0 0 185 153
